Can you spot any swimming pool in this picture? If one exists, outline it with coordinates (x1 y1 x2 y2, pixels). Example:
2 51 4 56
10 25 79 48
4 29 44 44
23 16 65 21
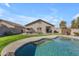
15 37 79 56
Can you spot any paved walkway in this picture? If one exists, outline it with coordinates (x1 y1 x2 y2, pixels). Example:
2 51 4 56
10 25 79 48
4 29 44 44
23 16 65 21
1 35 58 56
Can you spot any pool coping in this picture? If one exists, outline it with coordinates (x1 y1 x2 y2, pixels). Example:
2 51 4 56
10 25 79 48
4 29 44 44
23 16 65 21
1 35 58 56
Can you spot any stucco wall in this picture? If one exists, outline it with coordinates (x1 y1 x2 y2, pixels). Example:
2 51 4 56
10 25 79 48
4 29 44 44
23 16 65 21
1 22 15 28
0 21 24 35
25 21 55 34
0 25 9 35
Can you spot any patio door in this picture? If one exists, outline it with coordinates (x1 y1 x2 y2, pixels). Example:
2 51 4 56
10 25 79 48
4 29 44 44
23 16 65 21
46 26 52 33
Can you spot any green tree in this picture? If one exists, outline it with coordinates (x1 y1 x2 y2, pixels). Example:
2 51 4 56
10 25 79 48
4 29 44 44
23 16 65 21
71 19 77 28
60 20 67 29
76 17 79 28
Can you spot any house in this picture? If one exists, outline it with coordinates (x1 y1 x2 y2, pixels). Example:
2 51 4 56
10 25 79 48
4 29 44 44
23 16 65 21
25 19 55 34
0 19 25 36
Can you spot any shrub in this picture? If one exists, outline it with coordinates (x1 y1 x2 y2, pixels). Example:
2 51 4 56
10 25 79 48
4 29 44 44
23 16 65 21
74 32 79 36
3 31 15 36
54 30 59 33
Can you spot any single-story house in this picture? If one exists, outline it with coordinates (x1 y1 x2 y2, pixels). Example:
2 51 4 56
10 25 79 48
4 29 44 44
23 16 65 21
25 19 55 34
0 19 25 36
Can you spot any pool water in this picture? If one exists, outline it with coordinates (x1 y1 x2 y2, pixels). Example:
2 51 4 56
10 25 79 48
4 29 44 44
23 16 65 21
15 37 79 56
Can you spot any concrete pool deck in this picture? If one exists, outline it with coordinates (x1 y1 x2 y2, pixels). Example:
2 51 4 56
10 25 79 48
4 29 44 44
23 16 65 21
1 35 58 56
1 35 79 56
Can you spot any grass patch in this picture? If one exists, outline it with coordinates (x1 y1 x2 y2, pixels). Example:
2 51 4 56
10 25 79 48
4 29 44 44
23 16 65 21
0 34 26 54
0 34 48 55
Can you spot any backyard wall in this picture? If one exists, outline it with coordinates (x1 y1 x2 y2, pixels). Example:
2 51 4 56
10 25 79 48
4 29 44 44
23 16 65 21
71 29 79 35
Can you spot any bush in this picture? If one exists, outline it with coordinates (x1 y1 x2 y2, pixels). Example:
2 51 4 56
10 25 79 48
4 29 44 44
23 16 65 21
3 31 15 36
54 30 59 33
74 32 79 36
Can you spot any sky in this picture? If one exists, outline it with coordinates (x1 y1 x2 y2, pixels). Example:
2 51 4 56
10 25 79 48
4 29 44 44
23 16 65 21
0 3 79 27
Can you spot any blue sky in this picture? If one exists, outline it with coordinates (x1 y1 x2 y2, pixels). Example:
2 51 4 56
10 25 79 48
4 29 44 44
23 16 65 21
0 3 79 27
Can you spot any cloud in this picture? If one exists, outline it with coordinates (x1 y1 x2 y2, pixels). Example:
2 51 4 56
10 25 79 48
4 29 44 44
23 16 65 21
4 3 10 7
5 14 60 26
0 7 60 27
18 15 60 27
5 15 39 25
0 7 38 25
18 15 37 20
0 8 7 16
73 13 79 19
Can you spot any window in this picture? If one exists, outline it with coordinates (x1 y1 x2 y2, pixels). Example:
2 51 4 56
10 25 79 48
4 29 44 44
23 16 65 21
26 28 31 30
37 27 41 30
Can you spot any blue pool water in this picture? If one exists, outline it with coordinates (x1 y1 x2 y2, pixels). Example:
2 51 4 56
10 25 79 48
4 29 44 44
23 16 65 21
15 37 79 56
